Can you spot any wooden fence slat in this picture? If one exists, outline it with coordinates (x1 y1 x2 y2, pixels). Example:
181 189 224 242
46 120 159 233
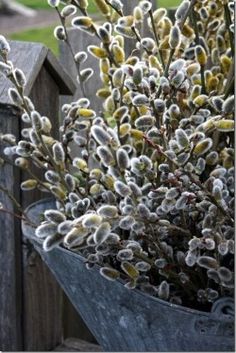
0 106 23 351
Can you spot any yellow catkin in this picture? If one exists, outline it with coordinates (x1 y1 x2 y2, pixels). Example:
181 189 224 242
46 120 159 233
100 58 110 74
112 45 125 64
130 129 144 140
94 0 110 16
220 55 232 74
207 76 219 92
89 46 107 59
76 108 96 118
96 88 111 99
196 46 207 66
182 24 194 38
120 123 131 136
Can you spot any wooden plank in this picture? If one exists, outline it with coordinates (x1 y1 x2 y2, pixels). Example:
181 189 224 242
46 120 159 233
0 41 76 106
45 50 77 95
21 66 63 351
54 338 101 352
0 41 48 104
0 105 23 351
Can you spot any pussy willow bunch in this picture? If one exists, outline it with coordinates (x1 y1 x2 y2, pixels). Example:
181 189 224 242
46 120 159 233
0 0 234 309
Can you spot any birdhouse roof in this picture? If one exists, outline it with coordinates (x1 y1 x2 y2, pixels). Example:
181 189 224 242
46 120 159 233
0 40 76 105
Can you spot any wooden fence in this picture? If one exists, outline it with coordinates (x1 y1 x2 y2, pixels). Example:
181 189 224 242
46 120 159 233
0 1 162 351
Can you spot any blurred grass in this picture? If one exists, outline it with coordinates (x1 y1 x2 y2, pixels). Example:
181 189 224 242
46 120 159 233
10 26 58 55
11 0 181 56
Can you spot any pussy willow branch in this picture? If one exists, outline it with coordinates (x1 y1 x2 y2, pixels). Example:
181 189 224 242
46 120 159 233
55 7 87 97
143 136 234 225
148 9 165 70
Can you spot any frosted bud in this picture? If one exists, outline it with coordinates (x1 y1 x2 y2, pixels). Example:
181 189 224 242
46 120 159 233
117 148 130 170
91 125 111 145
119 216 135 230
132 94 149 106
82 214 102 228
218 267 232 282
65 174 76 191
139 0 152 14
43 233 63 251
8 88 22 106
14 68 26 87
97 205 118 218
53 143 65 164
45 171 60 184
61 5 77 18
222 96 234 114
133 67 143 85
212 185 222 200
45 210 66 223
185 251 197 267
169 26 181 49
154 99 165 113
135 115 155 129
137 203 150 218
54 26 66 40
80 68 94 83
0 35 10 54
175 1 190 22
128 181 142 198
31 111 42 131
205 238 215 250
135 261 151 272
36 222 57 238
117 249 134 261
15 157 29 169
97 146 114 167
158 281 169 300
155 258 167 269
48 0 60 7
176 129 189 148
114 181 131 197
197 256 218 270
94 222 111 244
74 51 88 63
57 221 74 235
0 62 11 76
218 242 228 256
100 267 120 281
206 151 219 165
166 188 179 200
141 38 155 52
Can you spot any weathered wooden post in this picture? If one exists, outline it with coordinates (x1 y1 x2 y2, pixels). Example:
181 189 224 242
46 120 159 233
0 40 76 351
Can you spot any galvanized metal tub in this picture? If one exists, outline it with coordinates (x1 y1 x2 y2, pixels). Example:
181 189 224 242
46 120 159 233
22 199 235 352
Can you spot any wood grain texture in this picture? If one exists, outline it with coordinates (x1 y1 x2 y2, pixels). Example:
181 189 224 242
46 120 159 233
0 41 76 351
0 105 22 351
21 66 63 351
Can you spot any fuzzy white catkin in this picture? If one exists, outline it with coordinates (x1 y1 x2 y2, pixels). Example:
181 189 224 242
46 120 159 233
0 35 10 54
48 0 60 7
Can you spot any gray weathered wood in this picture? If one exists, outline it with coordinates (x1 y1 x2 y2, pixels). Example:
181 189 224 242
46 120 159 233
21 65 63 351
54 338 101 352
0 105 22 351
0 41 76 106
0 41 76 351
